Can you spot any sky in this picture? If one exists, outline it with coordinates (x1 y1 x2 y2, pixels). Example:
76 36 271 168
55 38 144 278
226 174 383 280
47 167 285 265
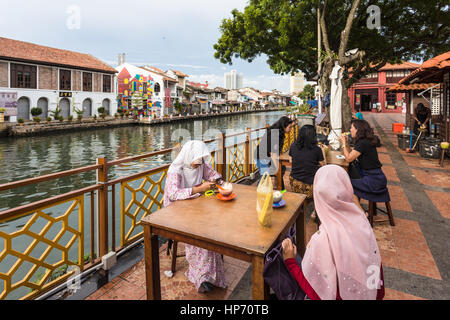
0 0 297 93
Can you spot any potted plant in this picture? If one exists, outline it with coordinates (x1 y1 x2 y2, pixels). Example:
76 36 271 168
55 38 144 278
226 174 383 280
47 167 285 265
97 107 106 119
31 107 43 120
33 116 41 124
73 107 83 122
93 114 97 122
50 107 61 121
58 116 64 122
46 117 52 123
18 118 24 126
114 113 119 119
68 115 73 122
0 107 5 123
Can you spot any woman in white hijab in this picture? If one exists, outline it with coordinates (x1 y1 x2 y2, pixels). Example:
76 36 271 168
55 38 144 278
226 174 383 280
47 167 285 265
164 140 227 293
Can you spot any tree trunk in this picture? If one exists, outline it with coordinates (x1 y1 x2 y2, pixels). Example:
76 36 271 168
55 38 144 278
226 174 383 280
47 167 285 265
341 82 352 132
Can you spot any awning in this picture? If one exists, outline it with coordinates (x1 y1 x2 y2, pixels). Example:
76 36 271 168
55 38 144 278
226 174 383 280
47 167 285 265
197 98 208 104
387 83 440 93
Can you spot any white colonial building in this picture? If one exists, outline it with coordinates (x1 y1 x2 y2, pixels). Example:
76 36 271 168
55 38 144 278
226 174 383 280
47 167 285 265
0 37 118 122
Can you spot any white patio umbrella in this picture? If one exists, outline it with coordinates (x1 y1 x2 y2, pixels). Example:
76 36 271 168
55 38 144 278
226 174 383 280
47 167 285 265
328 61 343 150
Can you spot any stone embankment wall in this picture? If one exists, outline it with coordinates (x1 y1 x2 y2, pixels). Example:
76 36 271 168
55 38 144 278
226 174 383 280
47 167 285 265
2 108 282 137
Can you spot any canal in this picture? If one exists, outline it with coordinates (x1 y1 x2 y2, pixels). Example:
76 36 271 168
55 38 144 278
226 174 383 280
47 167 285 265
0 111 287 299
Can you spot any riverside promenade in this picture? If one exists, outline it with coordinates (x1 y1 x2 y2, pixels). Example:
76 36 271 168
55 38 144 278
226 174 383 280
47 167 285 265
83 112 449 301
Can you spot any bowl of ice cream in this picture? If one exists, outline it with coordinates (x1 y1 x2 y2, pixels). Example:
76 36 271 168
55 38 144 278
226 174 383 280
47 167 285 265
273 190 283 203
218 182 233 197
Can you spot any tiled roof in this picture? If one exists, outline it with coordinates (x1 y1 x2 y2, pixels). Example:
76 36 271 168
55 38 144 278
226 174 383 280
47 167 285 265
141 66 178 82
399 52 450 84
379 62 421 71
348 61 420 74
387 83 440 92
146 66 165 74
0 37 117 73
171 69 189 78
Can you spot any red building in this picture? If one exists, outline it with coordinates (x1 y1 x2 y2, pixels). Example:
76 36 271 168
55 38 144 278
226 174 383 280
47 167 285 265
348 62 420 113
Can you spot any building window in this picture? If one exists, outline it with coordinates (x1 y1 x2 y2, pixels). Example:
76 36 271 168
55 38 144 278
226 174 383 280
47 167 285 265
60 69 71 91
386 93 396 107
10 63 37 89
83 72 92 91
103 75 111 93
154 83 160 96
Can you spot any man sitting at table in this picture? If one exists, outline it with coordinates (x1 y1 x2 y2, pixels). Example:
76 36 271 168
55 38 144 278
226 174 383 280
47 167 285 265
164 140 227 293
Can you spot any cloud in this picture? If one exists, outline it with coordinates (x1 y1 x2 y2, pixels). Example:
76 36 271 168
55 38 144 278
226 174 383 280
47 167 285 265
167 64 209 70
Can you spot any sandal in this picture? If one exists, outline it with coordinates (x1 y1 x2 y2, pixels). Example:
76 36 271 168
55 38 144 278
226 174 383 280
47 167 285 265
198 282 213 293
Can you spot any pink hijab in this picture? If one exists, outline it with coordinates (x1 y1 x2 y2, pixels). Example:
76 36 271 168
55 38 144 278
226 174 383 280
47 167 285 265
301 165 382 300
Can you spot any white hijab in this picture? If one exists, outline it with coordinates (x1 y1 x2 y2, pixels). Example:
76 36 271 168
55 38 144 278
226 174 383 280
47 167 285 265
168 140 211 188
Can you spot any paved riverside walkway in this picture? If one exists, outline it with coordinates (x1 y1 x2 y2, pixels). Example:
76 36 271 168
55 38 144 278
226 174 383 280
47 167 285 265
85 112 450 300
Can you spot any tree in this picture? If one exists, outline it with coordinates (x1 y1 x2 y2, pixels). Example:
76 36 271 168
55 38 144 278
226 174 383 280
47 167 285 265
298 84 316 102
214 0 449 130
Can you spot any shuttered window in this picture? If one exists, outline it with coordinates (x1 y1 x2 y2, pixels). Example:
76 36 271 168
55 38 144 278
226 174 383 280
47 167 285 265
83 72 92 91
103 75 111 93
60 69 71 91
10 63 37 89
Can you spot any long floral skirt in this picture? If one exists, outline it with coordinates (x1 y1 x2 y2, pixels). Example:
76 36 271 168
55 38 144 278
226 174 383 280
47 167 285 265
289 176 314 199
184 244 227 290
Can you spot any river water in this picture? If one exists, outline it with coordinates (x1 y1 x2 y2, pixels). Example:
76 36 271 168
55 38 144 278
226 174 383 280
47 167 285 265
0 111 287 211
0 111 286 299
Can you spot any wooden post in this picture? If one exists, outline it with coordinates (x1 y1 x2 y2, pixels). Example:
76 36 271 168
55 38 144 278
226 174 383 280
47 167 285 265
217 133 227 180
245 128 251 175
97 157 109 258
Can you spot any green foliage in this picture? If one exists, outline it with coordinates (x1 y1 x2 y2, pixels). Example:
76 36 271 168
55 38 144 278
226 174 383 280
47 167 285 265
97 107 105 115
0 107 5 113
68 115 73 121
298 84 315 101
31 107 43 117
46 117 52 122
214 0 450 82
33 117 41 123
18 118 24 124
174 100 184 114
50 107 61 121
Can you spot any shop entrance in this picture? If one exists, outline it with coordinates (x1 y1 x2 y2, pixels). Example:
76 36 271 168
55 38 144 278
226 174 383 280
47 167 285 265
355 89 378 111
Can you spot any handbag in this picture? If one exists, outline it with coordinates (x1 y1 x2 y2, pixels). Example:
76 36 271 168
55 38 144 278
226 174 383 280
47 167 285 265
348 160 363 180
263 227 306 300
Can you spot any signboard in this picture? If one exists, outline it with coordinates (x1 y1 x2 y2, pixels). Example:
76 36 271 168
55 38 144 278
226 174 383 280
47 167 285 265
355 94 361 105
0 92 18 116
59 92 72 97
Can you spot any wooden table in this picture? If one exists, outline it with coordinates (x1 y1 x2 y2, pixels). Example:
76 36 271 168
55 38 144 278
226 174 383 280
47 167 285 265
141 183 306 300
276 149 349 191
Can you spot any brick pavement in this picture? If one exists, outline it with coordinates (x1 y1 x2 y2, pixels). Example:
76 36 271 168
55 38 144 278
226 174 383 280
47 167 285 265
86 112 450 301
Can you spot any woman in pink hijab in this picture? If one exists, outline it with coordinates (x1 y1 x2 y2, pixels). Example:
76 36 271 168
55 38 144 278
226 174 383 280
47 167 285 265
282 165 385 300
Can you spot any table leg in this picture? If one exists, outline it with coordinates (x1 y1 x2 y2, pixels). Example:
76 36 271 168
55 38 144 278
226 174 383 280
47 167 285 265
144 226 161 300
252 255 270 300
296 200 307 257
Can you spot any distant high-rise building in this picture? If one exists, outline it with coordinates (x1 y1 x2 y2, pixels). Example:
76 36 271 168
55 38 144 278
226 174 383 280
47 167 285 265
290 72 305 94
224 70 244 90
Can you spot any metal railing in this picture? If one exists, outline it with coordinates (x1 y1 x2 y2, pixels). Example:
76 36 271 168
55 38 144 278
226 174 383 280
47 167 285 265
0 121 298 300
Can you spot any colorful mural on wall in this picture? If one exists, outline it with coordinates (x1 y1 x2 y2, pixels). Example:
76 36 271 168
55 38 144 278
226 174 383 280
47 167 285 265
117 68 158 117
